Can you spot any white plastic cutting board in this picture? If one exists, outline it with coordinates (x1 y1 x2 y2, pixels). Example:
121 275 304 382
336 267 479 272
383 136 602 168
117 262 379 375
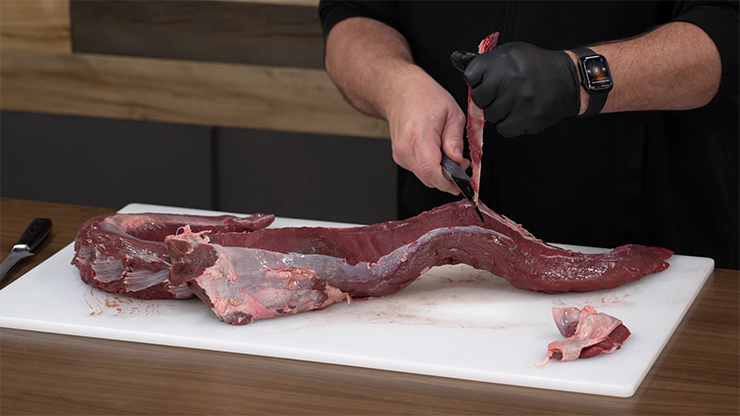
0 203 714 397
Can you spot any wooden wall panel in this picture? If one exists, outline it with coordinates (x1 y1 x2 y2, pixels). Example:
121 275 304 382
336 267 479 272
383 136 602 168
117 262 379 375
0 49 390 138
0 0 390 139
0 0 71 53
70 0 325 69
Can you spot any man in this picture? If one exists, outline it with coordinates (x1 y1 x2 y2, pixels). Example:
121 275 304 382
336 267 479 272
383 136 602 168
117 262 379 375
319 1 739 269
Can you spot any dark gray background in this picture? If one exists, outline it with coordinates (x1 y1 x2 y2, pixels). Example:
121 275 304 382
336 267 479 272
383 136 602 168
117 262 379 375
0 111 397 225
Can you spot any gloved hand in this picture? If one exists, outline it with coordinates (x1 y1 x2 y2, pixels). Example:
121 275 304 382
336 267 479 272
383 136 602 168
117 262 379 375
451 42 581 138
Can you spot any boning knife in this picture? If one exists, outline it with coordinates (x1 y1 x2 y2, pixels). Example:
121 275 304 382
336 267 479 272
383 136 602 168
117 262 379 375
441 154 485 223
0 218 52 283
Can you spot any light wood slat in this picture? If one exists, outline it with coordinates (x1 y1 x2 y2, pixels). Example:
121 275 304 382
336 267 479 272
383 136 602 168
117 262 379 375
0 50 390 139
0 0 71 53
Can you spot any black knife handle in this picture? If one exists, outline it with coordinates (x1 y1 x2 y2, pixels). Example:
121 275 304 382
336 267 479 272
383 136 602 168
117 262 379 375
17 218 52 252
441 153 469 182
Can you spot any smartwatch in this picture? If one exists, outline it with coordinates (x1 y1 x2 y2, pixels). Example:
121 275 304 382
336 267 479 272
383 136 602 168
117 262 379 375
571 47 613 117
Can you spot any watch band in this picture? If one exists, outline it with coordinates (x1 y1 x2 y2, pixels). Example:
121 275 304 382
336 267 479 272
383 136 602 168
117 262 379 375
572 47 608 117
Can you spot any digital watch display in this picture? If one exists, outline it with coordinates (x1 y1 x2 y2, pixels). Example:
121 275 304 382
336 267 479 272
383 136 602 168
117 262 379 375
571 47 613 117
579 55 613 91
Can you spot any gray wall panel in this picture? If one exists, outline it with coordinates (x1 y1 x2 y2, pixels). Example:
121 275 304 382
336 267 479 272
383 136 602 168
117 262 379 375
0 111 397 225
215 128 396 225
1 111 212 210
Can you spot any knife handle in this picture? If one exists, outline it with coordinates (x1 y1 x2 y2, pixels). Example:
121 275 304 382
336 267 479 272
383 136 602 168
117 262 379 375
17 218 52 252
441 153 467 182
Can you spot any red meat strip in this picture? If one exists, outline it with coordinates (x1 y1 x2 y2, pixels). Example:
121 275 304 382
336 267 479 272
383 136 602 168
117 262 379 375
466 32 499 193
538 306 631 366
72 212 274 299
165 201 671 325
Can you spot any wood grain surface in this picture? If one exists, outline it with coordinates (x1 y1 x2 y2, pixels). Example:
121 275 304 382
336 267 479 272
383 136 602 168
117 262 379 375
0 0 71 53
1 0 390 139
0 198 738 415
0 49 390 138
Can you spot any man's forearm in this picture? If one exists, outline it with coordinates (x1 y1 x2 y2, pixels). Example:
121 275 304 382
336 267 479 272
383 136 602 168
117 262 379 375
568 21 722 115
324 16 470 194
324 17 422 120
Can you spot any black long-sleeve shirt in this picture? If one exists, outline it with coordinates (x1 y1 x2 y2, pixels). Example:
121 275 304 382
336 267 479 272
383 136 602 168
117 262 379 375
319 1 739 269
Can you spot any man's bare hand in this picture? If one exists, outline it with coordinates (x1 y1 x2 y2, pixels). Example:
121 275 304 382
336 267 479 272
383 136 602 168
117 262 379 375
324 17 469 195
386 71 468 195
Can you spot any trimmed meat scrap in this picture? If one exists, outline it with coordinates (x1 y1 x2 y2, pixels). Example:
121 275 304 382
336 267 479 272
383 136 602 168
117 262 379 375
538 306 631 366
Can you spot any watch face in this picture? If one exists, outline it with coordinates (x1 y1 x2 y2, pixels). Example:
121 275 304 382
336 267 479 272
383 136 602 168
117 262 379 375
580 55 613 92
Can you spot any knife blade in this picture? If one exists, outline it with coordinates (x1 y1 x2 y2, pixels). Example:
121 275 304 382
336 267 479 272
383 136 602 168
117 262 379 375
441 153 485 223
0 218 52 283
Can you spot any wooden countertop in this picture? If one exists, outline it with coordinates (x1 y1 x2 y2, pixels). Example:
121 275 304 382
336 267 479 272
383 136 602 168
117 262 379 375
1 197 738 415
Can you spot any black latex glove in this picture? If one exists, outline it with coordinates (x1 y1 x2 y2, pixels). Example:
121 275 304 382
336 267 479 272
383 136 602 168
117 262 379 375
451 42 581 138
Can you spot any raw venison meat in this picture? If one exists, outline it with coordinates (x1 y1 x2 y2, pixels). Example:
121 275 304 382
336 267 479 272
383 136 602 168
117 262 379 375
538 306 631 366
72 212 274 299
73 32 673 326
165 201 672 325
162 49 672 324
466 31 499 193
